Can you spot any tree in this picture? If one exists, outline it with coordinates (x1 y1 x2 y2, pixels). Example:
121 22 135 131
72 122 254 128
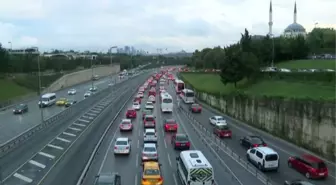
220 44 244 87
0 44 9 73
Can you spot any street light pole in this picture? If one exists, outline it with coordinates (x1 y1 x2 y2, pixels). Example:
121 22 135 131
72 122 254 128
37 49 44 122
91 56 94 89
109 46 117 85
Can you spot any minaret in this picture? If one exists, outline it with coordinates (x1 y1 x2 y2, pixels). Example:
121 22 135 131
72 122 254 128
294 1 297 23
268 0 273 36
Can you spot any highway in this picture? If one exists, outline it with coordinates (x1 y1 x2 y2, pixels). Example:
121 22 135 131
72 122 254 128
0 72 150 185
79 81 264 185
178 88 336 184
0 75 119 144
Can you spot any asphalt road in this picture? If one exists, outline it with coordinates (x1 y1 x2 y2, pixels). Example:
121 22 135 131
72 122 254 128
178 88 336 185
0 72 150 185
0 75 120 144
81 81 264 185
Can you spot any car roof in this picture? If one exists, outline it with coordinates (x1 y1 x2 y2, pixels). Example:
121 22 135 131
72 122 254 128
301 154 324 163
97 173 118 183
145 115 154 118
255 147 277 155
122 119 131 122
144 143 156 148
165 119 175 122
214 116 224 119
145 128 155 132
127 108 135 110
176 133 188 137
143 161 159 168
116 137 128 142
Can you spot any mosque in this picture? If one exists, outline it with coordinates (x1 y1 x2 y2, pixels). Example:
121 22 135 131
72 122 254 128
268 1 307 38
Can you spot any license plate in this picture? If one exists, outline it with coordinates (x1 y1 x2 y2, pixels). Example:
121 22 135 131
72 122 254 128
169 128 173 130
180 144 185 146
319 173 324 176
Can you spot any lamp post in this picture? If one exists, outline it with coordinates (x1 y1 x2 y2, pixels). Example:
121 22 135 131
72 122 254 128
91 55 95 89
37 48 44 122
109 46 118 85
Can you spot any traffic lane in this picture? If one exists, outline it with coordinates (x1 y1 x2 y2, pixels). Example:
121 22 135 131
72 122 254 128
184 103 335 185
172 106 264 185
0 76 118 144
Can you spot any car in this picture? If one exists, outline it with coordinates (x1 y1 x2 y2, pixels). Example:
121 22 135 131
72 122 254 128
89 86 98 92
134 96 142 103
137 92 144 98
143 115 156 128
114 137 131 155
84 91 92 98
132 101 141 110
13 104 28 114
141 161 163 185
142 143 158 161
144 129 157 143
119 119 133 131
163 119 178 132
126 108 137 118
67 89 76 95
288 154 328 179
139 87 145 92
95 172 121 185
209 116 227 125
56 98 68 106
148 95 156 103
246 147 279 171
145 101 154 110
213 123 231 138
284 180 316 185
190 103 202 113
142 109 152 120
148 89 156 97
171 134 190 150
240 135 267 148
65 99 77 107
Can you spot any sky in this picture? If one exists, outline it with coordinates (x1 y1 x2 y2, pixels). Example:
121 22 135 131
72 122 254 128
0 0 335 53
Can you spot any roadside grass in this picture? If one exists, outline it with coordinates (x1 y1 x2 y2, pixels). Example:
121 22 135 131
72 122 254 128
0 79 33 102
276 59 335 69
181 73 336 100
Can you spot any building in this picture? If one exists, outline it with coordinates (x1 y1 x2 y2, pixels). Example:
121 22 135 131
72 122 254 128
8 47 40 55
283 2 306 38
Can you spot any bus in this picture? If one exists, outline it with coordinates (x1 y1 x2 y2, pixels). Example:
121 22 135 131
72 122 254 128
175 80 185 94
176 150 214 185
161 93 173 113
180 89 195 104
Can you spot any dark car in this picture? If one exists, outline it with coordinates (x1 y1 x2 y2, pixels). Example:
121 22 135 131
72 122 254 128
171 134 190 150
142 109 152 120
190 103 202 113
284 180 316 185
13 104 28 114
239 135 267 148
65 100 77 107
95 172 121 185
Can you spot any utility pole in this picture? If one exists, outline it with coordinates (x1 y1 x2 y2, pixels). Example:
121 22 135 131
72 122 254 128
37 48 44 122
91 56 94 89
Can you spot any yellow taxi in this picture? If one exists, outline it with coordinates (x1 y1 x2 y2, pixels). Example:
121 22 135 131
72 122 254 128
56 98 68 106
141 161 163 185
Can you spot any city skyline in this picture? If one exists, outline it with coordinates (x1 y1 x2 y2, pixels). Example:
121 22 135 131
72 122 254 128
0 0 335 52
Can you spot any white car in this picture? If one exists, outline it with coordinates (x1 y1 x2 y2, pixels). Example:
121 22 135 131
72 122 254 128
68 89 76 95
137 92 144 98
148 95 156 103
144 129 157 143
114 137 131 155
142 143 158 161
209 116 227 125
89 86 97 92
132 102 141 110
145 101 154 110
84 91 92 98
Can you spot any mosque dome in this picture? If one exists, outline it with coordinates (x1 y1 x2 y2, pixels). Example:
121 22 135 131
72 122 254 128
284 23 306 33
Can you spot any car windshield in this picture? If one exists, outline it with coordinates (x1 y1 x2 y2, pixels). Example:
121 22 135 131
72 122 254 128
144 147 156 152
116 141 127 145
133 103 139 105
146 117 154 121
163 99 172 103
191 104 199 108
311 161 327 169
166 120 176 124
217 125 228 130
16 104 25 109
265 154 278 161
146 102 153 105
122 121 131 125
176 135 188 141
144 169 160 176
217 117 224 121
41 98 49 101
146 132 155 136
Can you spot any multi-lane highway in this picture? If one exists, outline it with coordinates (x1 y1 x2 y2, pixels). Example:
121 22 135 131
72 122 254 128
79 80 264 185
0 75 118 144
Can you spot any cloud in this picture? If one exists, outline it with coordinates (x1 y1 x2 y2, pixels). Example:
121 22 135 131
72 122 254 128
0 0 335 52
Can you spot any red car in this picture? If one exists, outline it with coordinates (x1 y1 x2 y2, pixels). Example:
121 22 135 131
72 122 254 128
163 119 178 132
143 115 156 128
149 89 156 97
190 103 202 113
134 96 141 103
126 108 137 118
213 124 232 138
288 154 328 179
119 119 133 131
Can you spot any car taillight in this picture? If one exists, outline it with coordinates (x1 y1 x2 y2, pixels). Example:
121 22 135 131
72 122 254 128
142 178 147 182
114 146 117 149
175 142 181 146
186 142 190 147
174 125 178 128
253 144 259 147
125 147 129 149
158 177 163 182
263 143 267 146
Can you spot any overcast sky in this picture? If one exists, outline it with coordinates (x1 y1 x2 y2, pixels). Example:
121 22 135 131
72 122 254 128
0 0 335 53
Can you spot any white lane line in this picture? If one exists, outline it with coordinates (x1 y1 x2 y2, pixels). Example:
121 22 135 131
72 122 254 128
93 107 102 111
167 153 172 167
63 132 76 137
78 119 90 123
56 137 71 143
73 123 86 127
137 140 140 148
135 153 139 167
68 127 82 131
90 110 100 114
134 174 138 185
164 139 167 149
29 160 46 169
173 174 178 185
138 130 141 137
96 105 105 109
82 116 94 120
13 173 33 183
38 152 55 159
86 112 97 116
47 144 64 150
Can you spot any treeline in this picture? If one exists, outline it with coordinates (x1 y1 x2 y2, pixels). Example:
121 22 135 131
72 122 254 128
186 28 335 86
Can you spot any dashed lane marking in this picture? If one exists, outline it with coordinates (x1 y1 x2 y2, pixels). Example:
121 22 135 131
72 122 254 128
38 152 55 159
47 144 64 150
78 119 90 123
68 127 82 131
73 123 86 127
13 173 33 183
90 110 100 113
56 137 71 143
63 132 76 137
86 112 97 116
29 160 46 169
82 115 94 120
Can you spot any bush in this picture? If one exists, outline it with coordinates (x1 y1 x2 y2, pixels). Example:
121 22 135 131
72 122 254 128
13 73 63 91
259 72 335 84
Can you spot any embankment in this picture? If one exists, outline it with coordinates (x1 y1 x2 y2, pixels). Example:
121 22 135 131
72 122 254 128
45 65 120 92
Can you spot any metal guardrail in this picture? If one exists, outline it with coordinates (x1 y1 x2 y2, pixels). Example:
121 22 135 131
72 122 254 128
0 75 136 158
179 105 279 185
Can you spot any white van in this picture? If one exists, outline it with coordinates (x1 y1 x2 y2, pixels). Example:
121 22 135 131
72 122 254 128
161 93 173 113
180 89 195 104
246 146 279 171
38 93 56 108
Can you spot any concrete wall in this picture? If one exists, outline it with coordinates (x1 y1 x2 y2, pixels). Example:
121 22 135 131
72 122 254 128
194 90 336 160
45 65 120 92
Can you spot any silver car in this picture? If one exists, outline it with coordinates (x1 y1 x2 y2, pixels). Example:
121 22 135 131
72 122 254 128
144 129 157 143
84 91 92 98
68 89 76 95
142 143 158 161
113 137 131 155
